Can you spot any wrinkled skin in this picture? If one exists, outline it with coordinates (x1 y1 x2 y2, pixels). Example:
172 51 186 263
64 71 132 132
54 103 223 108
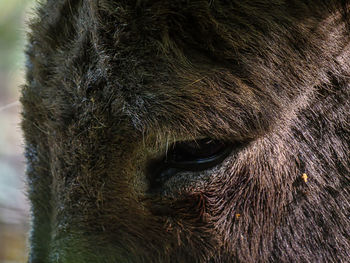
22 0 350 262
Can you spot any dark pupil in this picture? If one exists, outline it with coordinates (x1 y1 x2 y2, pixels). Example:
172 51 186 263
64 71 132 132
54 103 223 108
167 138 226 163
148 138 234 188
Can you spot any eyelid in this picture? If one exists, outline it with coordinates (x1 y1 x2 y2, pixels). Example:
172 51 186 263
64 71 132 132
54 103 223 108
164 144 233 171
148 140 243 190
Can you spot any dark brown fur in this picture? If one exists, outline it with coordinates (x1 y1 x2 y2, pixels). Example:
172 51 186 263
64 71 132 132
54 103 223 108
22 0 350 262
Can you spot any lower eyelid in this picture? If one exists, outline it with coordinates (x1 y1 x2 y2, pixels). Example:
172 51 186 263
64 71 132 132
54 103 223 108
147 141 244 190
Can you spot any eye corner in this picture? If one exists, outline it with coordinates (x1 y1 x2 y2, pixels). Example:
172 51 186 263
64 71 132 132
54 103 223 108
147 137 237 191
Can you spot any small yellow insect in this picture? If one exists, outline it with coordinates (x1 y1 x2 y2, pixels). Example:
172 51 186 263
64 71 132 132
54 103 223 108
302 173 308 183
236 214 241 219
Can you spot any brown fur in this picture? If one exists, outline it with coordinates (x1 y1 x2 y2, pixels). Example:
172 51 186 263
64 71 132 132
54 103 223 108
22 0 350 262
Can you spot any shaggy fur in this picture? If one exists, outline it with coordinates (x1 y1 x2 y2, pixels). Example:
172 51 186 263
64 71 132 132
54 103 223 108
22 0 350 262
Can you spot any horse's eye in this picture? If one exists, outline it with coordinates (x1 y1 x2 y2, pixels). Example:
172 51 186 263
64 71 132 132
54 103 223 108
165 138 232 170
148 138 234 189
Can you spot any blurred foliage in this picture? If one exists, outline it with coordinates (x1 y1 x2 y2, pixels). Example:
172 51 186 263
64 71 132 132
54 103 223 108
0 0 37 71
0 0 37 262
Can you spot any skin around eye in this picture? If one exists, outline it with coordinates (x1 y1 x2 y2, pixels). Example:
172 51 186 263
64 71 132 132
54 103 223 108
148 138 245 190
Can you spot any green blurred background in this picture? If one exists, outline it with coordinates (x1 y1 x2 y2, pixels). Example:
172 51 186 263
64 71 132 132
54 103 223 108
0 0 37 262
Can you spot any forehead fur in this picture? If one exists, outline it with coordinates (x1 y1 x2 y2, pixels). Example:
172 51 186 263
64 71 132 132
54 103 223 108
24 0 348 143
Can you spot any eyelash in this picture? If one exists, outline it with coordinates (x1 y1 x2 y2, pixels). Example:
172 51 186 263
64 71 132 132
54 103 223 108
148 138 234 188
164 139 233 170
